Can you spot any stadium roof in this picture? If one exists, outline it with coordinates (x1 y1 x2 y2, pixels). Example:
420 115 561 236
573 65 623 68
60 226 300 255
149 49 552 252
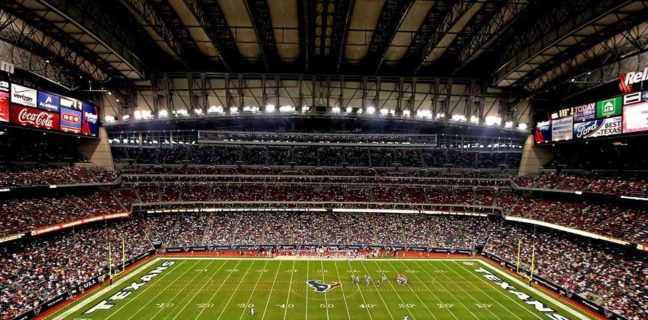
1 0 646 95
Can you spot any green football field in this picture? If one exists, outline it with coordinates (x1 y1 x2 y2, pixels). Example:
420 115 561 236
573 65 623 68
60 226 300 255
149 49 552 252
50 257 595 320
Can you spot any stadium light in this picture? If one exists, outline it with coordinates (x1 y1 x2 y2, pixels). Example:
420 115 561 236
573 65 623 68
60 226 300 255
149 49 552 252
345 106 353 113
379 108 389 116
174 109 189 117
504 121 514 128
470 116 480 124
366 106 376 115
436 113 445 120
485 116 502 126
207 105 223 114
229 106 239 114
451 114 466 122
194 108 203 115
158 110 168 118
416 110 432 119
265 104 275 113
121 114 130 121
104 115 116 123
518 123 528 130
331 106 341 114
301 106 310 113
402 110 411 117
280 105 295 113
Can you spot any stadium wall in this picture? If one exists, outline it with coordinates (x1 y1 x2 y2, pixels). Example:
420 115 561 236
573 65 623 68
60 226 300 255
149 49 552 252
77 127 114 170
518 134 552 176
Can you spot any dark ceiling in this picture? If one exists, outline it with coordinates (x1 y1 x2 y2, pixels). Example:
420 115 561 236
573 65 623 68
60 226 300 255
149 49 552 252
0 0 646 95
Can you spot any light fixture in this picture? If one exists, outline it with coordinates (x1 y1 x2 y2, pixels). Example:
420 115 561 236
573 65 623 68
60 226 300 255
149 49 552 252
517 123 528 130
158 110 168 118
331 106 341 114
265 104 275 113
366 106 376 114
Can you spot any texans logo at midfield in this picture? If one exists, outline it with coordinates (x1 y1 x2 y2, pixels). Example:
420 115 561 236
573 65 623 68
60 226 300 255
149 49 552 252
307 280 341 293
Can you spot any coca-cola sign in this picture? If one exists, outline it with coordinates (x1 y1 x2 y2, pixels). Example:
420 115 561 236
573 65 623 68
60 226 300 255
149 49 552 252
10 104 60 130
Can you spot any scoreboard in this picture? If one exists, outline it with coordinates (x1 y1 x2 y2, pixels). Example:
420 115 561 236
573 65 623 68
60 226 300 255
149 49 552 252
0 81 99 137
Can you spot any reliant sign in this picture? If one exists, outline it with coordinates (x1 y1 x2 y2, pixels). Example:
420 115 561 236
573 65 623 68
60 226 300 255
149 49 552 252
619 66 648 93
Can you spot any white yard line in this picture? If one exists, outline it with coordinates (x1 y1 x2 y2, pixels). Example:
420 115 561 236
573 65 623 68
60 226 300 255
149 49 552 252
137 261 213 320
384 260 439 320
428 260 525 320
163 259 229 319
51 257 164 320
319 259 331 320
281 260 297 320
238 260 270 319
186 260 244 320
261 260 283 319
332 259 352 320
105 260 195 320
475 260 593 320
344 259 373 320
449 261 543 320
305 260 309 320
395 260 463 320
214 260 256 320
358 260 397 320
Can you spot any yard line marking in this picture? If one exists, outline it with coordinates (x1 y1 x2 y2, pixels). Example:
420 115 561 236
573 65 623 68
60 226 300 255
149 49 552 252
332 259 352 319
105 259 194 320
424 262 522 320
476 260 592 320
213 260 256 320
320 259 331 320
149 260 222 320
281 260 297 320
408 260 477 319
345 260 372 320
165 261 233 319
358 260 396 320
451 261 544 320
261 260 282 320
429 261 527 320
239 260 270 320
384 260 439 320
186 260 244 320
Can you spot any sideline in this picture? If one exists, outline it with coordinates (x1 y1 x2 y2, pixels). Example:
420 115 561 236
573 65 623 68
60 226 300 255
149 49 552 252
477 260 593 320
49 257 163 320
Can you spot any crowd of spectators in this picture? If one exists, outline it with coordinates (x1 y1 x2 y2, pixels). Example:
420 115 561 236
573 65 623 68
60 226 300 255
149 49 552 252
514 172 648 197
484 222 647 320
0 166 118 189
0 219 153 319
111 145 521 169
0 191 125 237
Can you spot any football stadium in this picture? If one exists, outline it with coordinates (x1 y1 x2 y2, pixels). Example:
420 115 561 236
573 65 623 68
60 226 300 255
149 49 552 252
0 0 647 319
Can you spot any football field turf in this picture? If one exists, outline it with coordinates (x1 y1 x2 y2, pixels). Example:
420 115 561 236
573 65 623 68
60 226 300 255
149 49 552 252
51 257 596 320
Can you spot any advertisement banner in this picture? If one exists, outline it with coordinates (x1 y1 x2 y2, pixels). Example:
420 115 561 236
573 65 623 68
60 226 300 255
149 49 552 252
0 81 8 92
622 102 648 133
572 103 595 122
59 107 82 133
60 96 82 110
596 96 622 118
0 91 8 122
10 104 60 130
81 103 99 137
534 120 551 143
37 92 60 113
573 117 622 139
10 84 37 108
551 117 573 141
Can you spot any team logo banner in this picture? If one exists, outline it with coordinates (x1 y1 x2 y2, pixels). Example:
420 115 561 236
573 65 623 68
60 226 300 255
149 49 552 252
0 91 8 122
623 102 648 133
11 84 37 108
596 96 622 118
82 103 99 137
572 103 595 122
573 117 621 139
10 104 60 130
60 107 82 133
551 117 573 141
37 91 60 112
307 280 341 293
60 96 82 110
